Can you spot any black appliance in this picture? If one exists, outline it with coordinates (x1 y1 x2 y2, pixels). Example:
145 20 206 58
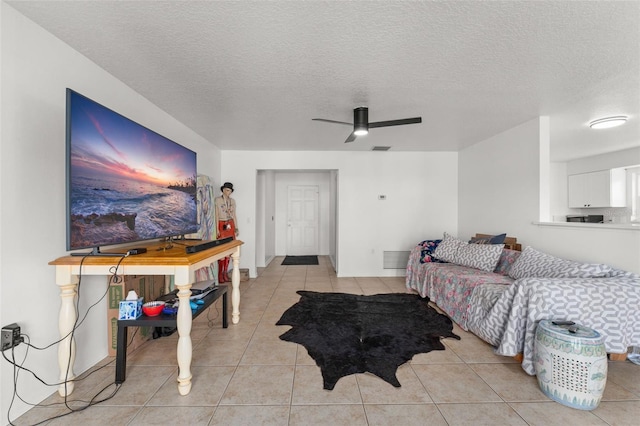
566 215 604 223
586 215 604 223
566 215 587 222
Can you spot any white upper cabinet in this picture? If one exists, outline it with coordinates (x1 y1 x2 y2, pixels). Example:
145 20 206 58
568 169 626 208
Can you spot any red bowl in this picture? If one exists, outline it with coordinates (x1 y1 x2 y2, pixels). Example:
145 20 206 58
142 301 166 317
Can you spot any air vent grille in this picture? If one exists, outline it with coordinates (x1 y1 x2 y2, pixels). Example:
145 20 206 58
383 251 410 269
371 146 391 151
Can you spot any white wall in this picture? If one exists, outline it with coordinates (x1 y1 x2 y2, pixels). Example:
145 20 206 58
254 170 277 267
459 116 640 273
0 3 5 418
264 171 276 264
550 161 573 220
0 5 220 421
329 170 338 268
255 171 266 266
567 147 640 175
459 118 545 241
221 151 458 277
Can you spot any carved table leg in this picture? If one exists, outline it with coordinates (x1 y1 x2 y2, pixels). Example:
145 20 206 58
231 247 241 324
57 282 78 396
175 282 193 395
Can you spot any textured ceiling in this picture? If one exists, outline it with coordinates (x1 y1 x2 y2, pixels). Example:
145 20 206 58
6 0 640 161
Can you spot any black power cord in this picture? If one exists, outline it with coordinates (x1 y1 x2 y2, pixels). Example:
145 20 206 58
2 336 124 425
2 253 130 425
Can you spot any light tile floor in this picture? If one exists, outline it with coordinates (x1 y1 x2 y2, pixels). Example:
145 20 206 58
15 256 640 425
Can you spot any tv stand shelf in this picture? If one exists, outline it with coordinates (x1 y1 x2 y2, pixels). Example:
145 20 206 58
49 239 243 397
116 285 228 384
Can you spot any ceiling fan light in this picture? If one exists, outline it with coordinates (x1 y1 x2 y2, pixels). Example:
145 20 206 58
589 116 628 129
353 107 369 136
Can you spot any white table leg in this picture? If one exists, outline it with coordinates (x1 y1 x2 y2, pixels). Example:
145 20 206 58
175 282 193 395
57 282 77 396
231 246 241 324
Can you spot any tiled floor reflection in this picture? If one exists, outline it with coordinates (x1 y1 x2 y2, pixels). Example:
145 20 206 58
15 256 640 425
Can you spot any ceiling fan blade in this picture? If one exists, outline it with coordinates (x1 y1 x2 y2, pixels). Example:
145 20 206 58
344 132 357 143
369 117 422 128
312 118 353 126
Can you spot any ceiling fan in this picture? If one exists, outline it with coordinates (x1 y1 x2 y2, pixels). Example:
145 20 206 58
313 107 422 143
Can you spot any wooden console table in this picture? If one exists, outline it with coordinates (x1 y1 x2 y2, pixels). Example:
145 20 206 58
49 239 243 397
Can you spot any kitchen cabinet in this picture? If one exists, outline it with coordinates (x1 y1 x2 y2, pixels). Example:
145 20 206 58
568 169 626 208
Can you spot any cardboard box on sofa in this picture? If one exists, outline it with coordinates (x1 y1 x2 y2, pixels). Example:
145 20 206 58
107 275 168 357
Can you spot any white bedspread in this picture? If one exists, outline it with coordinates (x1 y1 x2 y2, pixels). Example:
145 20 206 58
467 275 640 374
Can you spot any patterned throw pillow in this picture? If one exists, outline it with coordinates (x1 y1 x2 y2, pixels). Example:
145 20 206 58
455 242 505 272
433 232 504 272
493 249 521 275
508 246 613 280
418 239 445 263
432 232 464 263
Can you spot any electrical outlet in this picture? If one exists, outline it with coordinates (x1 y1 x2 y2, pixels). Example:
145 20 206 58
1 323 21 351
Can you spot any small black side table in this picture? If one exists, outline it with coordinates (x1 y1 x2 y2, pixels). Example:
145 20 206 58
115 285 228 383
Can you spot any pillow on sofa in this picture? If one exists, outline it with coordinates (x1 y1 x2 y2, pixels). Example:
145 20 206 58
493 249 521 275
469 233 507 245
433 232 504 272
432 232 464 263
508 246 613 279
455 243 505 272
418 239 445 263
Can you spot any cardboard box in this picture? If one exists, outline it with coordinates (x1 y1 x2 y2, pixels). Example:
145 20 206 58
240 268 250 282
107 275 167 356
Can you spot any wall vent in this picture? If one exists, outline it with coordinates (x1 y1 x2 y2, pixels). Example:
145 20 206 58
383 251 410 269
371 146 391 151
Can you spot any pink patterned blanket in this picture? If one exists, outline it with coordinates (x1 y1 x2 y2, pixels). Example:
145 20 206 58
405 245 520 329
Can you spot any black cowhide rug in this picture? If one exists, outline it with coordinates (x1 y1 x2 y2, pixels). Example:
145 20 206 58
276 291 459 390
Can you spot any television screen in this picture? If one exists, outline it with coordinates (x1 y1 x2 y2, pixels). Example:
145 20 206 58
66 89 198 252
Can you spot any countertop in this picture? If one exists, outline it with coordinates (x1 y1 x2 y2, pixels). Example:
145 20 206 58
533 221 640 231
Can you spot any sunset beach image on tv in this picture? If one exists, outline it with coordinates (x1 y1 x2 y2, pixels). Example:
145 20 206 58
66 89 198 251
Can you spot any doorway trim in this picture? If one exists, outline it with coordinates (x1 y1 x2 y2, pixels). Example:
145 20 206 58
254 169 338 272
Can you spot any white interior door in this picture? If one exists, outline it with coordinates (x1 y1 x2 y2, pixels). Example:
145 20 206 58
287 185 319 255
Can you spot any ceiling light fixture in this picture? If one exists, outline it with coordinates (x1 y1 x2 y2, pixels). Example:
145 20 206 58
353 107 369 136
589 116 628 129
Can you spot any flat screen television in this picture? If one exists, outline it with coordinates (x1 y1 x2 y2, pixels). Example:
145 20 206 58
66 89 198 254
